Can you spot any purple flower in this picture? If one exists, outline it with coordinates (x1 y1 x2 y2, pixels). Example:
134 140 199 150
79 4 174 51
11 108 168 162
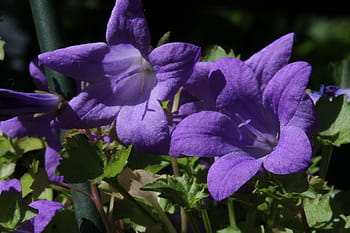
0 89 61 121
308 84 350 104
0 60 64 182
0 179 63 233
38 0 200 153
170 33 318 201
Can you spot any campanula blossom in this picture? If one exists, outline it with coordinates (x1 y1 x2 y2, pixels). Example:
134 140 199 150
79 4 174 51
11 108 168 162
38 0 200 154
0 179 63 233
170 33 318 201
308 84 350 104
0 60 64 182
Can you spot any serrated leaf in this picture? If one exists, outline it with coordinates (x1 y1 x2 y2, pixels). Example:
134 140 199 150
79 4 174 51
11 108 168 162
142 175 208 210
304 193 335 229
0 163 16 180
103 145 132 178
0 40 5 60
202 45 238 62
57 134 104 183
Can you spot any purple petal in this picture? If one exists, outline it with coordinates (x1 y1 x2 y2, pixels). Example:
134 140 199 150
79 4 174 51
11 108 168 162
287 94 318 136
38 42 109 83
0 89 60 120
52 67 156 129
245 33 295 91
29 58 49 91
169 111 240 158
106 0 151 56
149 42 201 101
116 93 169 154
0 114 57 143
263 62 312 128
28 200 63 233
45 142 64 183
0 179 21 194
263 126 312 174
207 153 262 201
209 57 260 112
184 62 218 104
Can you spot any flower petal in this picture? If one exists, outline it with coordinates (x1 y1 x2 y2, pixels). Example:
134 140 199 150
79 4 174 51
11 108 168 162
0 179 21 194
245 33 295 91
169 111 240 158
208 153 262 201
116 93 169 154
263 126 312 174
149 42 201 101
209 57 260 112
287 94 318 136
0 114 56 143
106 0 151 55
45 142 64 183
263 62 312 127
29 58 49 91
28 200 63 233
38 42 109 82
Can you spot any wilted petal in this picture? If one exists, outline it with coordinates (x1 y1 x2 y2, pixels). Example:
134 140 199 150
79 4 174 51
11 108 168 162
116 93 169 154
207 153 262 201
106 0 151 56
29 58 48 92
263 62 312 128
38 42 109 83
245 33 295 91
263 126 312 174
149 42 201 101
0 179 21 194
170 111 240 158
0 89 60 121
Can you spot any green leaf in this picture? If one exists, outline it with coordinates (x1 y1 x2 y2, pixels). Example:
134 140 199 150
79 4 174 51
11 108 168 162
30 168 51 200
57 134 104 183
142 175 208 210
20 173 35 197
0 136 15 163
0 192 21 229
0 163 16 180
12 137 46 155
0 39 5 60
318 96 350 146
202 45 238 62
304 193 335 229
103 145 132 178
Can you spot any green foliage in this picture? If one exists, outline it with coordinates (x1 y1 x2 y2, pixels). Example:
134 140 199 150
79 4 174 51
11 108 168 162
0 39 5 60
142 175 208 210
202 45 238 62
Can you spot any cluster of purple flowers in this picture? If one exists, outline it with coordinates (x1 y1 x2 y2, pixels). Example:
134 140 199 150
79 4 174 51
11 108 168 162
0 0 322 230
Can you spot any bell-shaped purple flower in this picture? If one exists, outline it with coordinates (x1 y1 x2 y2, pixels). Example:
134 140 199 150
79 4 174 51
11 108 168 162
37 0 200 154
170 33 318 201
0 89 61 121
0 179 63 233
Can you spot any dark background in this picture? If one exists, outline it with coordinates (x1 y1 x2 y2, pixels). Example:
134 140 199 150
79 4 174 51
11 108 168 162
1 0 350 188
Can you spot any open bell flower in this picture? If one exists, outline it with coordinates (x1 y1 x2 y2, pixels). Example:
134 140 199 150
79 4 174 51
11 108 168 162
38 0 200 153
170 33 318 201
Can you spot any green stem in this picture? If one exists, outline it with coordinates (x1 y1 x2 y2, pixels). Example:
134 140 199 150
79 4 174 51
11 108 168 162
201 209 213 233
266 200 278 233
227 198 238 229
319 145 333 179
29 0 76 99
171 157 188 233
171 87 183 113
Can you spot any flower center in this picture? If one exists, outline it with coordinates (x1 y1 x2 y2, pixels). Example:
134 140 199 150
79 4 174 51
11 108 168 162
234 113 278 153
